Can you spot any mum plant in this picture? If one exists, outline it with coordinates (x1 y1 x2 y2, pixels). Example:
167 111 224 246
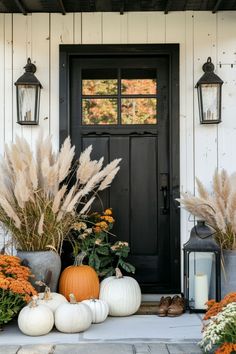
0 136 121 253
0 254 37 328
71 208 135 278
199 293 236 353
178 169 236 250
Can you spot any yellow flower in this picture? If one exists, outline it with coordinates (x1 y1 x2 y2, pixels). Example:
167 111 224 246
101 215 115 223
72 222 87 231
96 221 108 230
104 208 112 216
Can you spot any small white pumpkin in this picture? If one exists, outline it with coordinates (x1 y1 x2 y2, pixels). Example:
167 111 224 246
38 286 68 313
99 268 141 316
55 293 92 333
82 299 109 323
18 296 54 336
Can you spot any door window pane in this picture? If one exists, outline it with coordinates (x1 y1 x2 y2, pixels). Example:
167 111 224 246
121 98 157 124
82 98 117 125
121 68 157 95
82 68 117 95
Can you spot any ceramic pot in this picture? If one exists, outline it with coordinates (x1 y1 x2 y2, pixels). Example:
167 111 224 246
221 249 236 298
17 250 61 292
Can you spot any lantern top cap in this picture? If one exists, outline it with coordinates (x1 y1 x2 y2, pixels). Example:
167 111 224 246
202 57 215 73
183 220 221 252
195 57 223 87
24 58 36 74
14 57 42 88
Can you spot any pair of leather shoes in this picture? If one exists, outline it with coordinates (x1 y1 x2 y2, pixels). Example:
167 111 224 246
157 295 185 317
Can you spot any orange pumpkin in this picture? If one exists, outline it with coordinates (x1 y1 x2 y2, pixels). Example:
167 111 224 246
59 253 99 302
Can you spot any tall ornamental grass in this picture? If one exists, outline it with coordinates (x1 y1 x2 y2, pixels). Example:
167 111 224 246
0 135 121 253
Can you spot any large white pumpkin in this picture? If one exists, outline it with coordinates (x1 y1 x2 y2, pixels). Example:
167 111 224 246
55 294 92 333
18 296 54 336
38 286 67 313
99 268 141 316
82 299 109 323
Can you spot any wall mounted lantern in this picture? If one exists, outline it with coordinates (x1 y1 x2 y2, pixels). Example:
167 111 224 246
183 220 221 313
196 57 223 124
14 58 42 125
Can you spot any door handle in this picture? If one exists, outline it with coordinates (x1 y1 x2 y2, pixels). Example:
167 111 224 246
160 173 169 215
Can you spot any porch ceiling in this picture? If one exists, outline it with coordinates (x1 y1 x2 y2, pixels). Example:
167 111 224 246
0 0 235 15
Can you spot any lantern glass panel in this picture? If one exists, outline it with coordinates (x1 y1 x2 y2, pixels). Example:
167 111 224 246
17 84 40 124
200 83 220 122
188 252 216 311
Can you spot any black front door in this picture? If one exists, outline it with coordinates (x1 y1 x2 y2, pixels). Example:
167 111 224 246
60 44 180 293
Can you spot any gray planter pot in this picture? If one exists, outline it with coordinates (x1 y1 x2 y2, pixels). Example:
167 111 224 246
221 249 236 298
17 250 61 292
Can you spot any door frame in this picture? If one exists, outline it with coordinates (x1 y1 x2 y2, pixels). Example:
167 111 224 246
59 44 180 293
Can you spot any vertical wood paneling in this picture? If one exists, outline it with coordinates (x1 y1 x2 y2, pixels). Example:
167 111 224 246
12 14 30 141
50 13 74 148
217 12 236 173
102 13 128 43
82 13 102 44
193 12 217 187
0 14 4 154
74 13 82 43
184 12 195 242
147 12 166 43
4 14 13 145
31 13 50 140
127 12 148 43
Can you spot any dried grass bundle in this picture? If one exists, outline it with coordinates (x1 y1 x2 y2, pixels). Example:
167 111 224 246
178 169 236 250
0 135 121 253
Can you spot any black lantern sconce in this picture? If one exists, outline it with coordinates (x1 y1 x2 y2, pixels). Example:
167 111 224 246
183 220 221 313
14 58 42 125
196 57 223 124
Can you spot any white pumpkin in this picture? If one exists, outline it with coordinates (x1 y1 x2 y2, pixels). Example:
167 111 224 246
18 296 54 336
99 268 141 316
38 286 67 313
55 293 92 333
82 299 109 323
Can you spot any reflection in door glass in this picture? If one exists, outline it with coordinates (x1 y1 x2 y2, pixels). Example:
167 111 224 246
121 98 157 124
83 79 117 95
122 79 156 95
82 68 117 95
82 98 118 125
121 68 157 95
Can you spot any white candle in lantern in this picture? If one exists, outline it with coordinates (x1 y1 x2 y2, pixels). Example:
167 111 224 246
194 273 208 309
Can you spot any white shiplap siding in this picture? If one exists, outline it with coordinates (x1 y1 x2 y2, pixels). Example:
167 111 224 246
0 11 236 253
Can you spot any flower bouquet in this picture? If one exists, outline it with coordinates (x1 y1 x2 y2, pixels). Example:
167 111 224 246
199 293 236 353
71 208 135 278
0 254 37 328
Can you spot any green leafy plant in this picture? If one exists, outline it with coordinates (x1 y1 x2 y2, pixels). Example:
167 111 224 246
70 208 135 278
0 135 121 252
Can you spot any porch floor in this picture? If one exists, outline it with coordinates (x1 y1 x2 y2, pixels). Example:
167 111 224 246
0 314 203 353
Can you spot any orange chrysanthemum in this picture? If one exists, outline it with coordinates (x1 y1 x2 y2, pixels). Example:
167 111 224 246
204 292 236 320
0 254 37 302
215 342 236 354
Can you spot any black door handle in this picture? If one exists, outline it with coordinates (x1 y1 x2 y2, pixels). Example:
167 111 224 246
160 173 169 215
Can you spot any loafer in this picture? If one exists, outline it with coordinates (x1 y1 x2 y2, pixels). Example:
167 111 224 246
167 295 185 317
157 296 172 317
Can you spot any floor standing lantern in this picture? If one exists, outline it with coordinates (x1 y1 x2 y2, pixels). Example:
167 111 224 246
183 220 221 313
14 58 42 125
196 57 223 124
